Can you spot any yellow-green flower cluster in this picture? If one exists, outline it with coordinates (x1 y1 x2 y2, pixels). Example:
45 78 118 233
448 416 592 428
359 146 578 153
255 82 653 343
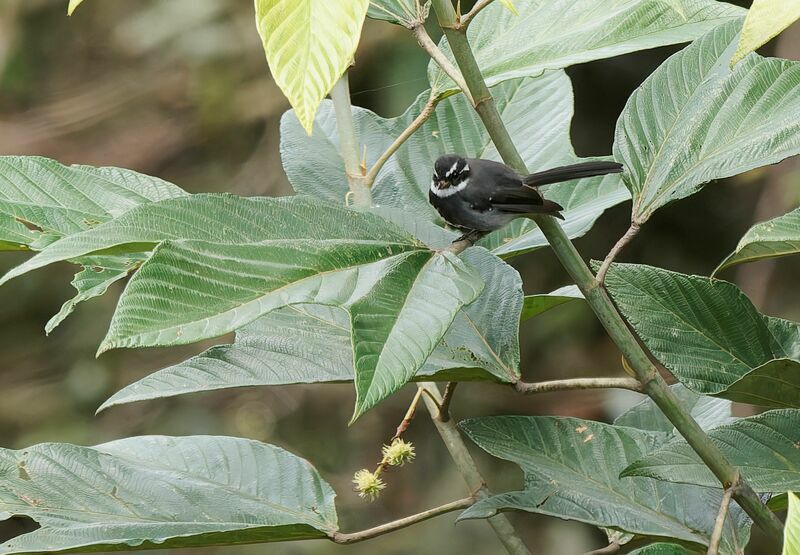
352 469 385 501
381 438 416 467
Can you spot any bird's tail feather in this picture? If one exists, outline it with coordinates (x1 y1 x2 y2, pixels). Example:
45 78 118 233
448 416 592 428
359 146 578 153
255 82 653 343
522 161 623 187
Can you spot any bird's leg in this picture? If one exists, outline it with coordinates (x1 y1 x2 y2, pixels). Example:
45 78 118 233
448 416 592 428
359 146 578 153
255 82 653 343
453 229 487 244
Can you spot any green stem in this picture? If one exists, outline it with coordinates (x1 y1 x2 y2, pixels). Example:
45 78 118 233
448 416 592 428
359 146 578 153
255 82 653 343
418 383 533 555
429 0 783 542
329 73 372 207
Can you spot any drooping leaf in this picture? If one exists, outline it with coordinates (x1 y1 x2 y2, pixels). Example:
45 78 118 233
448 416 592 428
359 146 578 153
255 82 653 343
428 0 744 96
0 156 187 328
614 384 733 434
604 263 800 408
622 410 800 493
67 0 84 15
715 205 800 275
785 492 800 555
732 0 800 66
520 285 584 322
254 0 370 134
367 0 421 26
98 246 520 412
458 416 750 552
615 20 800 225
281 72 628 258
0 436 337 554
45 255 144 335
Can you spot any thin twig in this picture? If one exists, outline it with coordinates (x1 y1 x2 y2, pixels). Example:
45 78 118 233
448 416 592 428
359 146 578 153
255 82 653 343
393 388 425 440
438 382 458 421
514 377 643 395
331 497 473 544
461 0 494 27
595 222 640 285
411 23 475 105
365 92 438 185
708 479 738 555
417 382 533 555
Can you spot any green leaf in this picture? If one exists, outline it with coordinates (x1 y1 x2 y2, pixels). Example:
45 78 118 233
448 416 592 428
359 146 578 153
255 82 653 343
428 0 743 96
630 544 696 555
498 0 518 16
615 20 800 225
520 285 584 322
622 409 800 493
45 255 143 335
98 246 520 412
459 416 750 552
254 0 369 134
281 72 628 258
101 238 482 420
0 156 187 328
785 492 800 555
732 0 800 66
604 263 800 408
715 205 800 275
67 0 84 15
614 384 733 434
0 436 337 554
367 0 421 26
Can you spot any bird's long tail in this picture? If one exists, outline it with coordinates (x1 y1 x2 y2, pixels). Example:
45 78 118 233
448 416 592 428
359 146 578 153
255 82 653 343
522 161 623 187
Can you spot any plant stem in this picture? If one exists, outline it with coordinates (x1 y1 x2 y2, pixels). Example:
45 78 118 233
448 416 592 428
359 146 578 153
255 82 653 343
329 73 372 207
411 23 474 105
428 0 783 541
393 388 425 440
365 92 438 185
460 0 495 27
438 381 458 421
515 377 642 395
331 497 473 544
596 222 640 284
707 481 736 555
417 382 533 555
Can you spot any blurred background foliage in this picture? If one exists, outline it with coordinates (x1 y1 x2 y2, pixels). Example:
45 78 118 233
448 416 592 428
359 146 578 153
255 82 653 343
0 1 798 553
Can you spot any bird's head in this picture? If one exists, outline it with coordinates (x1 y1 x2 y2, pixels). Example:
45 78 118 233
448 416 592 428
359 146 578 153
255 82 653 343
432 155 470 192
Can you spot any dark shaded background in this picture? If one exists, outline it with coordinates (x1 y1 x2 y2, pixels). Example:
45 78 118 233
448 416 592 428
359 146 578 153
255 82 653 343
0 1 798 553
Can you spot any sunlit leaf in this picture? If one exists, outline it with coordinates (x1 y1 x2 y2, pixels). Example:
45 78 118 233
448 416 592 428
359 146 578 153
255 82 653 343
367 0 421 26
520 285 584 322
615 20 800 225
67 0 84 16
732 0 800 66
715 205 800 275
785 492 800 555
622 409 800 493
0 436 337 554
254 0 370 134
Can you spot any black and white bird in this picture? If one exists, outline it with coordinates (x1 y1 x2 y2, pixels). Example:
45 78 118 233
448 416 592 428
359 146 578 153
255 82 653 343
429 155 623 240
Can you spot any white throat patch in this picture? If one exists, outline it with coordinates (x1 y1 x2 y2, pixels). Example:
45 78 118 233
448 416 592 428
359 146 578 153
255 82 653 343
430 177 470 198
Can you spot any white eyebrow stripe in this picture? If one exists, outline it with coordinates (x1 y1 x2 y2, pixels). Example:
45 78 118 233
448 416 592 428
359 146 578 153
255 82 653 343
430 177 469 198
445 160 459 178
461 163 470 173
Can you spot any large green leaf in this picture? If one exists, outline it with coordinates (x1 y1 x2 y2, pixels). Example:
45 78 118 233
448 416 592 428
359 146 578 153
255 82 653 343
622 410 800 493
0 436 337 554
458 416 750 553
98 246 520 412
428 0 743 97
0 156 187 330
254 0 369 134
0 194 485 419
785 492 800 555
615 20 800 225
281 72 628 258
715 205 800 274
604 263 800 408
732 0 800 66
67 0 84 16
614 384 733 435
